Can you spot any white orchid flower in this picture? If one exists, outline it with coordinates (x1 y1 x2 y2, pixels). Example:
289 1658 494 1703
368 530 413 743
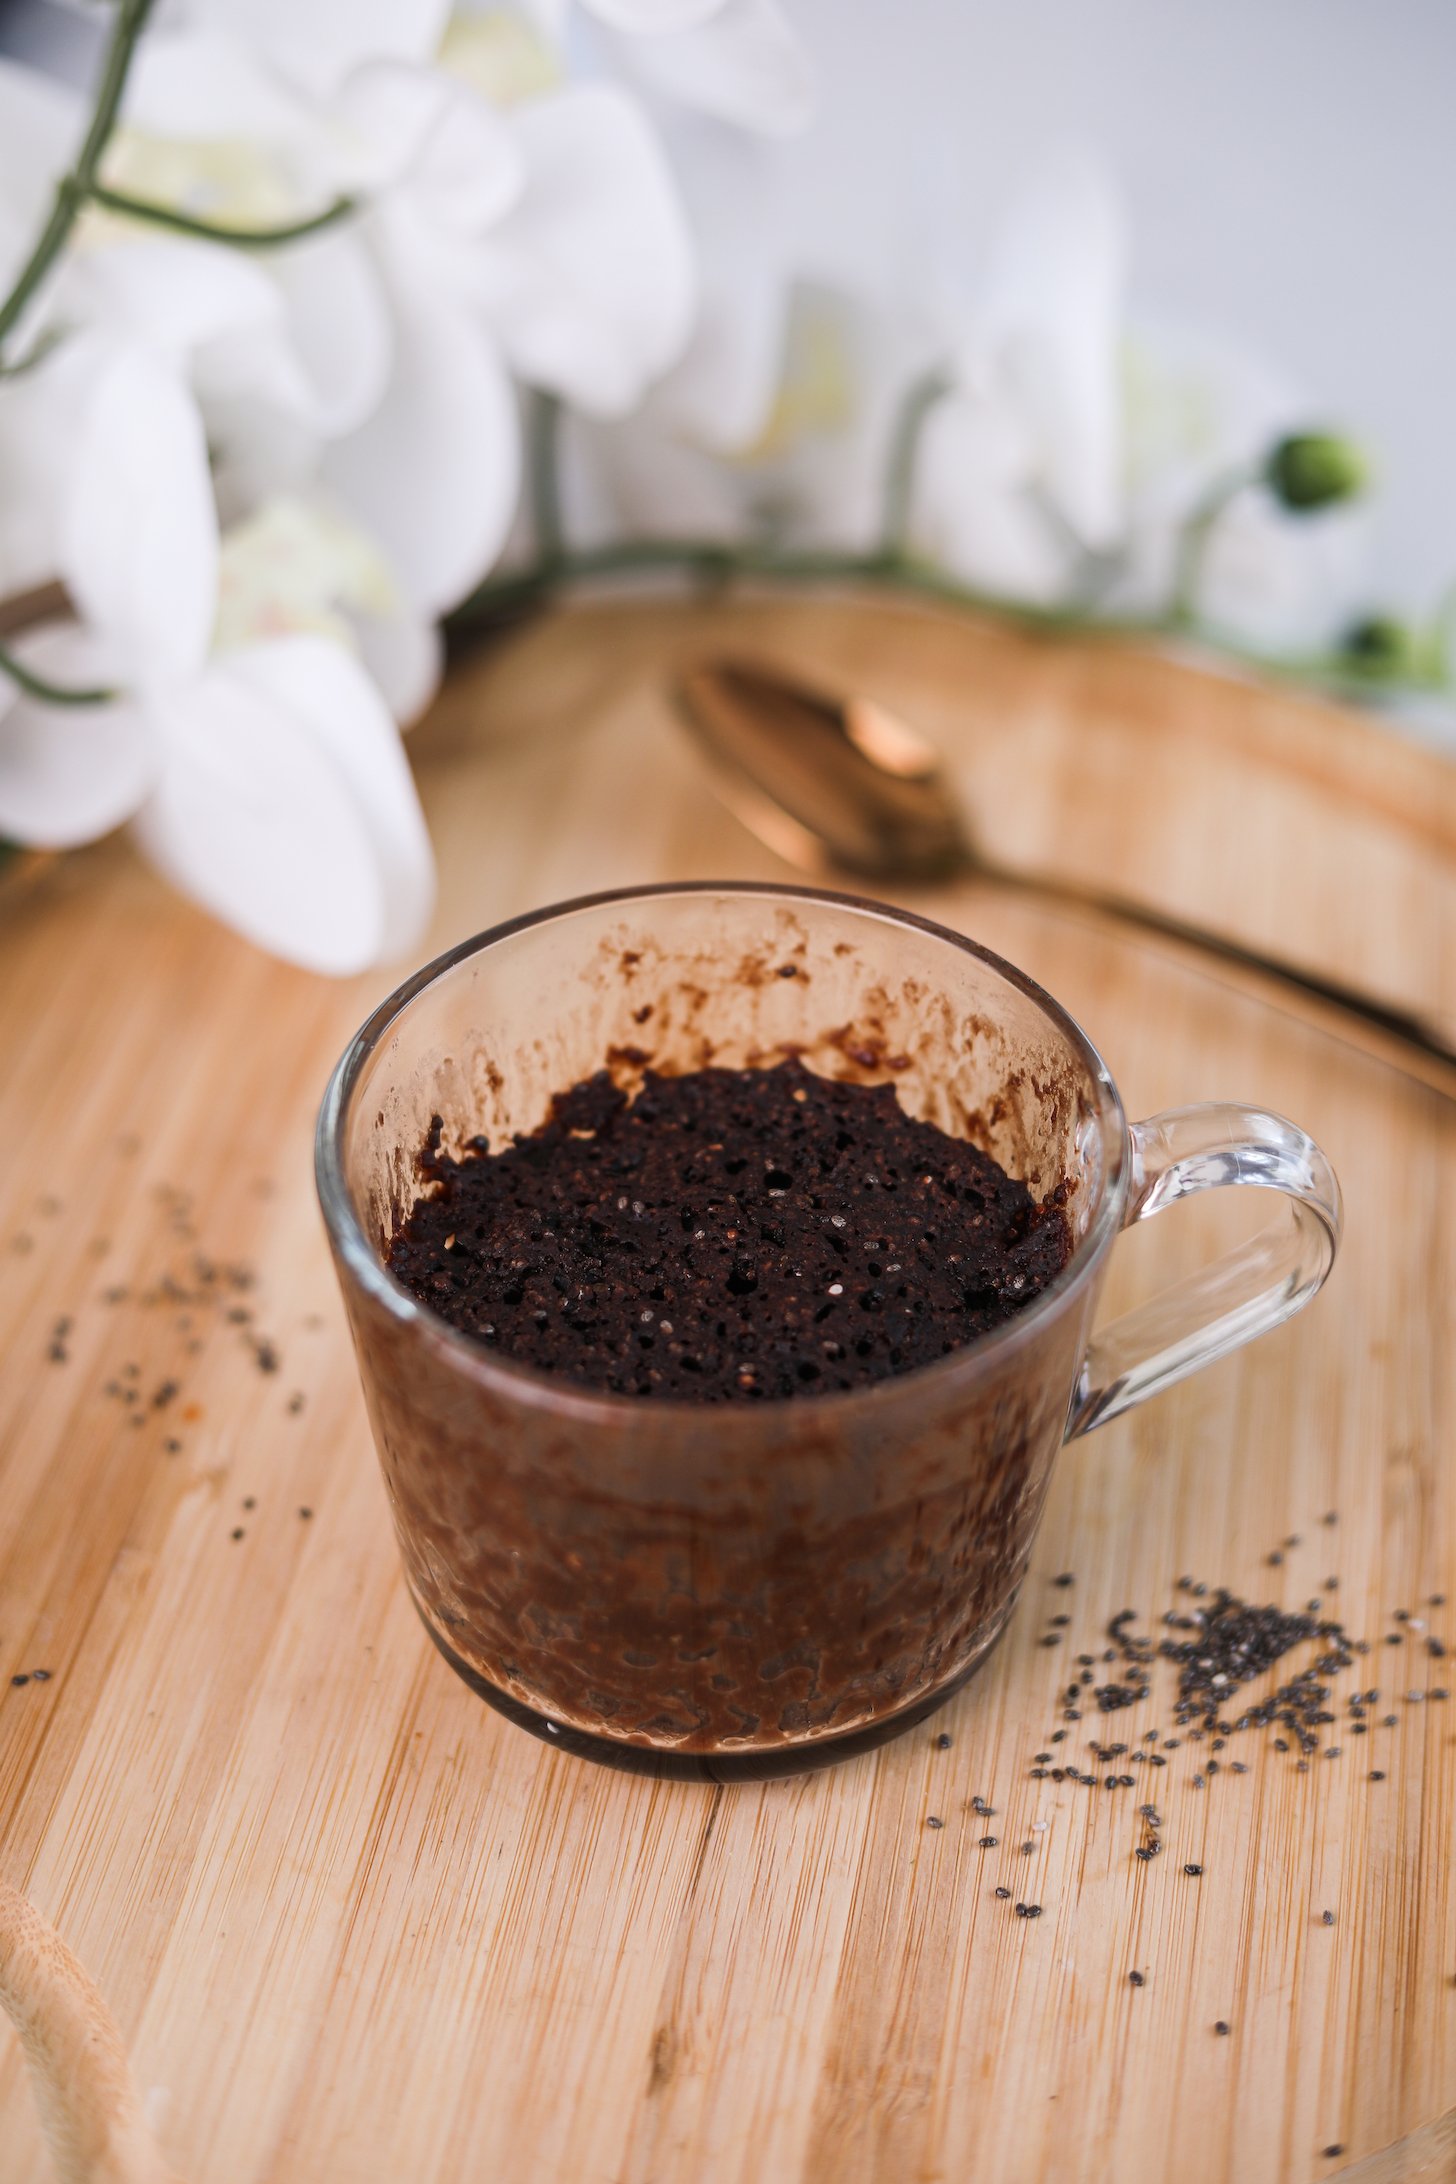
520 0 815 137
0 252 435 975
1110 318 1367 651
324 63 695 609
0 205 361 681
120 26 696 612
213 494 442 725
0 309 220 688
909 151 1126 606
0 498 436 975
566 278 926 553
177 0 454 101
905 151 1365 640
0 212 439 975
131 631 435 973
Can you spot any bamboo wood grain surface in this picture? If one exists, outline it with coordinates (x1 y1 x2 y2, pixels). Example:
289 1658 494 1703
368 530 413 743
0 594 1453 2183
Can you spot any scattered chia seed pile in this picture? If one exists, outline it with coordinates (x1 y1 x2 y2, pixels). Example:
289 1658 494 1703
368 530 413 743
919 1519 1450 2141
7 1146 321 1685
926 1512 1449 2074
1018 1548 1448 1828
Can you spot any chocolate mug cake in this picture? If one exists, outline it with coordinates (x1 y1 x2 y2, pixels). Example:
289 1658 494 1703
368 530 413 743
317 884 1340 1779
387 1060 1073 1401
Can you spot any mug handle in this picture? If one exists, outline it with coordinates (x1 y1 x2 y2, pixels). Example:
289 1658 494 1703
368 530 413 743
1065 1102 1342 1439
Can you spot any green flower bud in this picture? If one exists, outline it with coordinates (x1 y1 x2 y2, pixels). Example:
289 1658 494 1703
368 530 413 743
1339 614 1412 679
1265 433 1368 512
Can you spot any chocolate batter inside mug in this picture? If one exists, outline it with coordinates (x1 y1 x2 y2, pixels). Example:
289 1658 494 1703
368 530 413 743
316 884 1341 1780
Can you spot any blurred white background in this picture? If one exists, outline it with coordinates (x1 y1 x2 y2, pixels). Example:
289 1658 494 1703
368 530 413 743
656 0 1456 609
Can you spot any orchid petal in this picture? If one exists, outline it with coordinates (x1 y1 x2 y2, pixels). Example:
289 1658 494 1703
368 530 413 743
1121 317 1298 513
333 61 522 224
584 0 724 30
322 252 521 613
96 227 392 458
514 0 571 48
120 28 318 150
755 283 924 551
974 151 1126 550
185 0 452 101
471 85 694 415
610 127 792 448
135 635 434 973
352 608 444 727
912 398 1075 605
622 0 815 137
0 626 157 849
561 406 751 544
1196 493 1366 652
0 338 100 597
1105 318 1314 623
259 227 393 435
437 13 561 107
651 269 788 451
61 345 219 687
61 233 283 361
207 400 324 525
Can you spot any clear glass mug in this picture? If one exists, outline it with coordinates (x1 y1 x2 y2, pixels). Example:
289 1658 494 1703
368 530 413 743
316 884 1340 1781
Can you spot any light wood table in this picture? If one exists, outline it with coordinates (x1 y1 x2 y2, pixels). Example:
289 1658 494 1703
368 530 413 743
1 596 1453 2183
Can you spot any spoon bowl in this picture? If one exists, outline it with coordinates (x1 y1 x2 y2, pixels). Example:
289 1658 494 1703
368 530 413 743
676 660 969 882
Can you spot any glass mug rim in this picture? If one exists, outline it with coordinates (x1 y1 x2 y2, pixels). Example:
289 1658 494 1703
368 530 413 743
315 879 1131 1423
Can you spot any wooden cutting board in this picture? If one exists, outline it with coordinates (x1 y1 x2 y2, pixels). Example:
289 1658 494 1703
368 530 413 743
0 594 1453 2184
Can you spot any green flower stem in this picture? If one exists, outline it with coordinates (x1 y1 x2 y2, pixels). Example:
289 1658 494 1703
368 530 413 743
86 183 359 250
444 533 1447 721
446 537 1156 640
1169 463 1256 628
879 368 951 559
0 638 116 706
1418 579 1456 689
0 326 66 380
0 0 157 357
527 392 566 570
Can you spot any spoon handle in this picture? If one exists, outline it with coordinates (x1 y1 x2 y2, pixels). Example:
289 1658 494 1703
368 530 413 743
976 857 1456 1100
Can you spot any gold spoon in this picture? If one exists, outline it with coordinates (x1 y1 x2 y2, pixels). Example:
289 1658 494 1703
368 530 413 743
675 657 1456 1099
